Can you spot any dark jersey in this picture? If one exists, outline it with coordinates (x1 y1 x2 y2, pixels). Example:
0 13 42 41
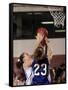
32 58 49 85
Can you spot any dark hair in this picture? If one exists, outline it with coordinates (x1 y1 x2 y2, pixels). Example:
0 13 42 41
34 44 48 60
19 53 24 63
16 53 26 81
34 47 44 61
16 53 24 69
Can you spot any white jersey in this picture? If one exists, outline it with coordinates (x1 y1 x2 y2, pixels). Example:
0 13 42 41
25 67 33 85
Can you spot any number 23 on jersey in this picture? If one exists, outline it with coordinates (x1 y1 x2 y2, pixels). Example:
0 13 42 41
34 64 47 76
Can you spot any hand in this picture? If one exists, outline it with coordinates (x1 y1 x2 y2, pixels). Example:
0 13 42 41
36 33 44 44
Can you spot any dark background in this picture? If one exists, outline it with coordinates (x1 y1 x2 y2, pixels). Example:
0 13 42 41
13 11 66 39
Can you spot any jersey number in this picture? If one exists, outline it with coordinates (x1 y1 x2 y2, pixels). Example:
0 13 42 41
34 64 47 76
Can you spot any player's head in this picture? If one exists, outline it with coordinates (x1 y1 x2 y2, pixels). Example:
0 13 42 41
36 27 48 39
34 47 44 60
36 27 48 46
16 53 24 69
19 52 32 67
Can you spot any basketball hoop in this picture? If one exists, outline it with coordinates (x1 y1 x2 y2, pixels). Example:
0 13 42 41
48 7 65 28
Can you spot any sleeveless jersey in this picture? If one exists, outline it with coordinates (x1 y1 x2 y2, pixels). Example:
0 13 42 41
32 58 49 85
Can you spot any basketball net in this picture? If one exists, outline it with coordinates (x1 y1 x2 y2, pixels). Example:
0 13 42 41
48 7 65 28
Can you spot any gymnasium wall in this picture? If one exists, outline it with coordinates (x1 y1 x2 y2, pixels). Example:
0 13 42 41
13 38 65 69
13 38 65 57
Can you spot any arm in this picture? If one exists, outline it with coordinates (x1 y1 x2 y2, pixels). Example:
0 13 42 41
47 42 53 61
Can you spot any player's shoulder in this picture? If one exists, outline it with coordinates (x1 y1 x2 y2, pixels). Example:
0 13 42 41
32 59 36 66
42 58 49 65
